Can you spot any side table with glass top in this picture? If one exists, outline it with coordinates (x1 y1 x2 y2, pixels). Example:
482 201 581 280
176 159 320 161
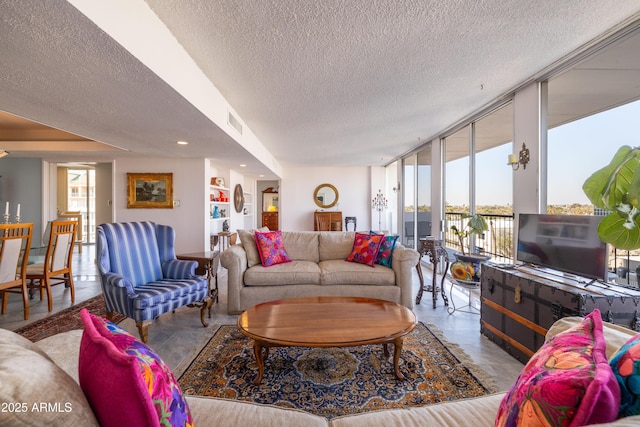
176 250 220 317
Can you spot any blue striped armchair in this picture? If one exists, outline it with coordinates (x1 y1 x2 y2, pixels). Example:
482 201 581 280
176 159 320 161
96 221 211 342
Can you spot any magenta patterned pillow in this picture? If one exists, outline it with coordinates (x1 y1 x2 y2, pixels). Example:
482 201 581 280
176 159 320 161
610 333 640 417
78 309 193 427
346 232 384 267
495 310 620 427
254 230 292 267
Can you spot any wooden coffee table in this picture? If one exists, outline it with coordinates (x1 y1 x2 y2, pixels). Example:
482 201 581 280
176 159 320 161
237 296 417 385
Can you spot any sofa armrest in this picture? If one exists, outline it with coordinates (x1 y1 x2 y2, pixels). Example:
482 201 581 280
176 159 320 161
391 245 420 309
221 245 249 314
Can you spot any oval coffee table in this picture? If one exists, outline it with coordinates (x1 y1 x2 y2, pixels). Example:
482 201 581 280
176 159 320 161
237 296 417 385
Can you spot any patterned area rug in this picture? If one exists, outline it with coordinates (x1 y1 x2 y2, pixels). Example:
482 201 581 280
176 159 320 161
13 294 126 341
178 322 497 419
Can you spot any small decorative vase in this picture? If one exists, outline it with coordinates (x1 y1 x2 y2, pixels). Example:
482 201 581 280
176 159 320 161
213 205 220 218
450 253 491 284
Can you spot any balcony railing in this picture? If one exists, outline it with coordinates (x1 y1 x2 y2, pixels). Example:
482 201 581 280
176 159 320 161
443 212 630 280
444 212 514 264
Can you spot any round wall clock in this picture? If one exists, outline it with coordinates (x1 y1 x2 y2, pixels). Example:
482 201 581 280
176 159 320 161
234 184 244 213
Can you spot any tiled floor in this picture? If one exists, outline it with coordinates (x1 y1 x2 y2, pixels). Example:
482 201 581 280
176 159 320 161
1 244 524 391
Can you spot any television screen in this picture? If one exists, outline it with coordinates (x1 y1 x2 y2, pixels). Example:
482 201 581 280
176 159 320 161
516 214 608 281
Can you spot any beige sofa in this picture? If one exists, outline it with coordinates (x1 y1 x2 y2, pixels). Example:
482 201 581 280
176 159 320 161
221 230 420 314
2 317 640 426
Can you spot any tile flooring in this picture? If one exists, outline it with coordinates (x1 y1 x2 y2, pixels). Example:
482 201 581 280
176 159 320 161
1 244 525 390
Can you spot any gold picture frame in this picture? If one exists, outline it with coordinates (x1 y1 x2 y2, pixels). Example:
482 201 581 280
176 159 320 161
127 173 173 209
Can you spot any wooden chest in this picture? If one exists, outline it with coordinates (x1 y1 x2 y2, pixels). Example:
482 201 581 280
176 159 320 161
480 264 640 363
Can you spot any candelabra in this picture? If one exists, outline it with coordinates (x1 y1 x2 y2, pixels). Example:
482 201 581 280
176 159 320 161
2 213 9 224
371 189 388 231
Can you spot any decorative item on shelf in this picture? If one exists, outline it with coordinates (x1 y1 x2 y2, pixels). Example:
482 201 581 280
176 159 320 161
220 209 226 218
212 206 220 218
371 189 388 231
211 177 225 187
507 142 530 170
222 220 229 232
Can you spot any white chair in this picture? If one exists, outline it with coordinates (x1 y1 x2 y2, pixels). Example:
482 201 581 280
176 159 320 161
0 223 33 319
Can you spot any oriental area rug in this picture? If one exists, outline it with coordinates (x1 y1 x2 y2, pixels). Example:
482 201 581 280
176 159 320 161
178 322 498 419
13 294 125 342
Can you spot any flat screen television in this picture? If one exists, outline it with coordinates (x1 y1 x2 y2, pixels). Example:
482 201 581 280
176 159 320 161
516 213 608 281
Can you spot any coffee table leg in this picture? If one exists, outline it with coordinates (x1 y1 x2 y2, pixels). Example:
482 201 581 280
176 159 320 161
253 341 265 385
393 337 405 380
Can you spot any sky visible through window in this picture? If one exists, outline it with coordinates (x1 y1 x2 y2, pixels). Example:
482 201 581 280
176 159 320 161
438 99 640 207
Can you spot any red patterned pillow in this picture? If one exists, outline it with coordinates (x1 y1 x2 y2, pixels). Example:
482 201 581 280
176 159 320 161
495 310 620 427
346 232 384 267
254 230 292 267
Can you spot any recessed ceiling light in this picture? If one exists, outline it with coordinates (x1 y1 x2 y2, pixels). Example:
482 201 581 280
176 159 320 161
177 140 188 145
240 164 246 167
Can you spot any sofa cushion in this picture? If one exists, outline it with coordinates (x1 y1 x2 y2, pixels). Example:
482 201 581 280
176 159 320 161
319 231 355 261
495 310 620 427
255 230 292 267
0 328 100 426
320 260 395 286
244 261 322 286
610 333 640 417
78 309 193 427
237 227 269 268
345 232 384 267
282 231 320 262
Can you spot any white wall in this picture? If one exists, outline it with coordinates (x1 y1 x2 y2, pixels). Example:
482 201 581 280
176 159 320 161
113 157 208 253
280 166 374 232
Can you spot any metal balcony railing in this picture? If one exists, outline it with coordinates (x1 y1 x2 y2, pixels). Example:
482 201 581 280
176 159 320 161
444 212 514 264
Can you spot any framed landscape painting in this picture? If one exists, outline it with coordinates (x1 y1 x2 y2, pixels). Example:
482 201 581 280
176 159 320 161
127 172 173 208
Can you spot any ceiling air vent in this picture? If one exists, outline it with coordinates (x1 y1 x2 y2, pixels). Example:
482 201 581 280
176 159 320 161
227 111 243 135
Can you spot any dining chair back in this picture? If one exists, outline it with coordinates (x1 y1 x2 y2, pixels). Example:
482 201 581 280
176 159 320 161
0 223 33 319
26 220 76 312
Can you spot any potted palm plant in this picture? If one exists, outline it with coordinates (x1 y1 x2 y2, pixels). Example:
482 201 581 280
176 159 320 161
583 145 640 276
450 213 491 283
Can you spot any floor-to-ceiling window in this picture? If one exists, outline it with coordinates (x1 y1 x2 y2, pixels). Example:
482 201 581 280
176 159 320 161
475 103 514 261
444 127 470 252
416 144 431 242
401 156 416 247
66 167 95 244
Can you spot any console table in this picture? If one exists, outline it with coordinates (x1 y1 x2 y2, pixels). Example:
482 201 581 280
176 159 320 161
415 237 450 309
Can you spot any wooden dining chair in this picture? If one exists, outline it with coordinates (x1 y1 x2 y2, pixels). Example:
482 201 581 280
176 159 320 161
0 223 33 320
26 220 76 312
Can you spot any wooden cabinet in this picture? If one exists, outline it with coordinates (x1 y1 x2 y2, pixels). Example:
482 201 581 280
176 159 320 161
262 212 279 230
314 211 342 231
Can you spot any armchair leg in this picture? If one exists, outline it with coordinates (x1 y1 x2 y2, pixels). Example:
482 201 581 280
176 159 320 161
200 296 212 327
136 321 152 343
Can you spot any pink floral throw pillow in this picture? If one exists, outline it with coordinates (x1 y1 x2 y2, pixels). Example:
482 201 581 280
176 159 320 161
78 309 193 427
346 232 384 267
495 310 620 427
254 230 292 267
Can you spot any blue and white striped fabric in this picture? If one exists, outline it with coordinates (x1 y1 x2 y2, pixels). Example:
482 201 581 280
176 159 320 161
96 221 207 323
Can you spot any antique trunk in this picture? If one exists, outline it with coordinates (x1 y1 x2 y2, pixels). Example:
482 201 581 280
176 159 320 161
480 264 640 363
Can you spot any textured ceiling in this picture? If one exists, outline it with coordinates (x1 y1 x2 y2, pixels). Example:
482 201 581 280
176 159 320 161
1 1 640 177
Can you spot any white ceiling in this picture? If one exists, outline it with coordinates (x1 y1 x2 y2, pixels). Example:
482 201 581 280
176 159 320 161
1 1 640 178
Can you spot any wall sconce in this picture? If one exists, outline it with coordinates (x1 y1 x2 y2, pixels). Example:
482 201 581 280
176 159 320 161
392 183 400 193
507 143 530 170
